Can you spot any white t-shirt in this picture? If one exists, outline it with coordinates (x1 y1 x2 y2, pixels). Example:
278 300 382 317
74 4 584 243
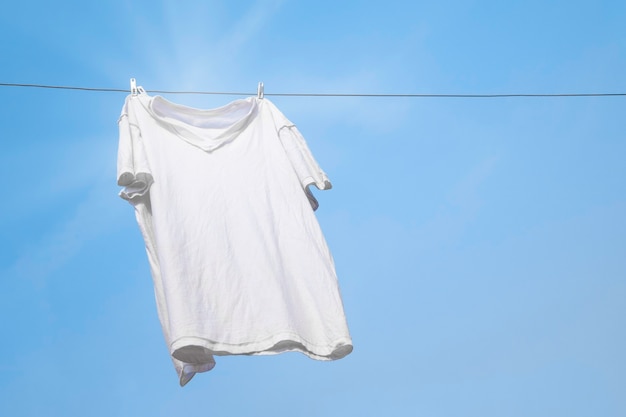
117 91 353 386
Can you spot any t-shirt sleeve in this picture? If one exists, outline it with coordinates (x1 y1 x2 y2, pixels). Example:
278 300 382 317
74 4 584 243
262 99 330 212
117 96 153 202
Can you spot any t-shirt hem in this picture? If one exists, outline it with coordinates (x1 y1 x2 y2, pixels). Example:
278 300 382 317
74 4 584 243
170 333 353 363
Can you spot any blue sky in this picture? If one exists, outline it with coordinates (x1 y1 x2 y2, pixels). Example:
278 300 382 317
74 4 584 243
1 0 625 416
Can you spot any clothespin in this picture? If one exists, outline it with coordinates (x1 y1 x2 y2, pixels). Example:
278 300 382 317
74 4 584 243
130 78 138 96
257 82 264 99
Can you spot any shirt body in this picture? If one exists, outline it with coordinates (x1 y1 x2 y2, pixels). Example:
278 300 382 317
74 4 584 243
117 92 352 386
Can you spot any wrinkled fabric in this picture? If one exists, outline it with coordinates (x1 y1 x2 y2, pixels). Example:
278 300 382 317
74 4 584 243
117 92 352 386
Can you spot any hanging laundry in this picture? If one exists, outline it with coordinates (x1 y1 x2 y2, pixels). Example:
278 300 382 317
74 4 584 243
116 86 353 386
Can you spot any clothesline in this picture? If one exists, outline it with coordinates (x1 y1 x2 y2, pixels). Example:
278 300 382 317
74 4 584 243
1 82 625 98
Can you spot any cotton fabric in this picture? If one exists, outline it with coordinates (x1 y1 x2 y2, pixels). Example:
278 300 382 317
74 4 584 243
117 91 352 386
